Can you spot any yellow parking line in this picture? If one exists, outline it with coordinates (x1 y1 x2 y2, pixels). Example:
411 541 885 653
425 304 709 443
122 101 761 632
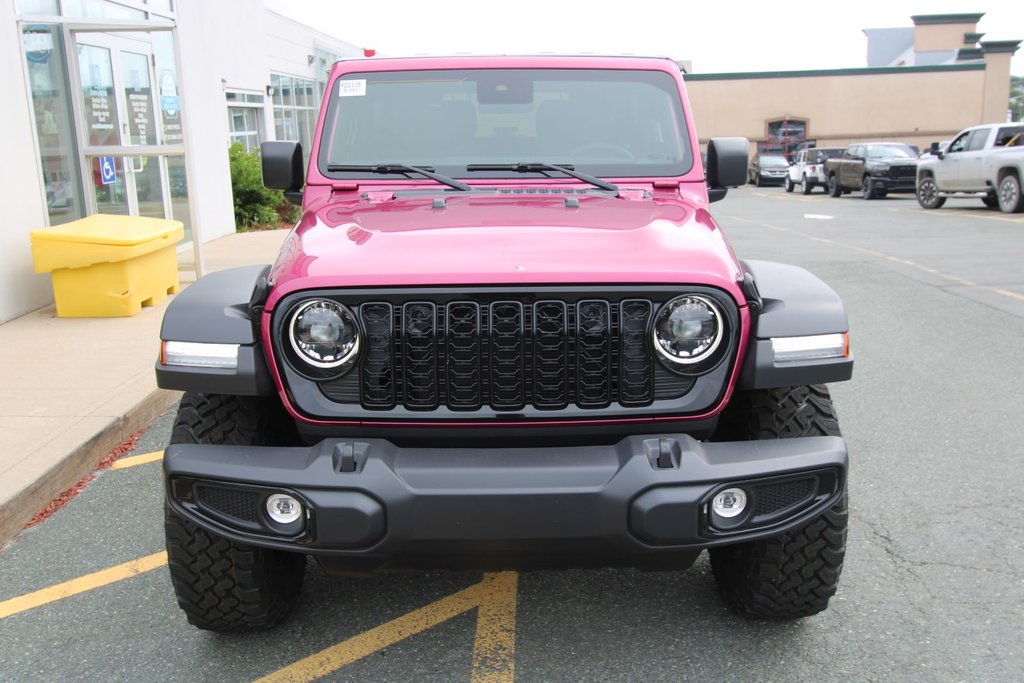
470 571 518 683
111 450 164 469
0 551 167 619
257 571 518 683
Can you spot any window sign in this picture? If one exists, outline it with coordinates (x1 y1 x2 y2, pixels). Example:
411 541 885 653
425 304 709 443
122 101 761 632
24 25 53 63
78 44 119 146
99 155 116 184
122 52 155 145
152 33 182 144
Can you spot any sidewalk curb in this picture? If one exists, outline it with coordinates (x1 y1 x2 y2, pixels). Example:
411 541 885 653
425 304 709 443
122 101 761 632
0 388 182 547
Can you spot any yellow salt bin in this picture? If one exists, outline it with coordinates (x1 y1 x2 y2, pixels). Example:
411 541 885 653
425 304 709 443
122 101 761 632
30 214 184 317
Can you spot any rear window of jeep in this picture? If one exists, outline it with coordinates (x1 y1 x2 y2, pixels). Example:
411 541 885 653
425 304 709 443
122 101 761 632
318 68 693 179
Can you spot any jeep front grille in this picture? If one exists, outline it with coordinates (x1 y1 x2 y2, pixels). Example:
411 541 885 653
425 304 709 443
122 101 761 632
319 296 696 412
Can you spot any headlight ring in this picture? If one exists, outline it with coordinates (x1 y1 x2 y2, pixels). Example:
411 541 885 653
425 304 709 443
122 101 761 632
287 299 360 374
652 295 726 372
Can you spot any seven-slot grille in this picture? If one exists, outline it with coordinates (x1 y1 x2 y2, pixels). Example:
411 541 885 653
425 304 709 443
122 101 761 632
317 296 696 412
887 165 917 179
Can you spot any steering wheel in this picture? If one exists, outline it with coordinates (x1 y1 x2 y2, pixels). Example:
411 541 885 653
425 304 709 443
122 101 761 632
569 143 635 160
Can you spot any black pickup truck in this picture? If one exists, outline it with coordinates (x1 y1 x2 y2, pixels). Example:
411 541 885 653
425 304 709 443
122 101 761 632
825 143 919 199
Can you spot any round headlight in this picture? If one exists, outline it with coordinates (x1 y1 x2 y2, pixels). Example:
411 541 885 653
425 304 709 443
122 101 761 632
288 299 359 368
652 295 723 365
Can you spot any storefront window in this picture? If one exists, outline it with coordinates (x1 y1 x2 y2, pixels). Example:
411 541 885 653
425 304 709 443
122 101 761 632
23 23 86 226
271 73 317 155
16 0 59 14
62 0 147 20
759 118 808 158
228 106 263 152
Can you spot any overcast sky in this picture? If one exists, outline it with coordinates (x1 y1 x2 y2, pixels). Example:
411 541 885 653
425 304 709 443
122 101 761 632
265 1 1023 76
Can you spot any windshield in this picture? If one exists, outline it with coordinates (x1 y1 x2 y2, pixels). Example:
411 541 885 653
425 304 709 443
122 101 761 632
318 68 692 179
866 144 917 159
760 156 788 167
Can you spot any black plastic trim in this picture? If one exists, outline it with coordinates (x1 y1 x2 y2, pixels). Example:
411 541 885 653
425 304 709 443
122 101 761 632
164 432 847 569
156 265 275 396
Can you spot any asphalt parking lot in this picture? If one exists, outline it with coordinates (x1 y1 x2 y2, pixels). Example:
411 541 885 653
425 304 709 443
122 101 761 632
1 187 1022 682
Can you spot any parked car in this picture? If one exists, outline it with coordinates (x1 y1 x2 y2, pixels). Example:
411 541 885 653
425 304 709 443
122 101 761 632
155 55 853 632
785 147 845 194
747 154 789 186
824 143 919 199
916 123 1024 213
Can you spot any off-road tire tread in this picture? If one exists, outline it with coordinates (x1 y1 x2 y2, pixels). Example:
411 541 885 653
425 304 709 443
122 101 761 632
165 505 305 631
165 392 304 632
710 385 847 619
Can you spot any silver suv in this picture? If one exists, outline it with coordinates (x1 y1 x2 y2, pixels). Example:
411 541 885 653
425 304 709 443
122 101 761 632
785 147 844 194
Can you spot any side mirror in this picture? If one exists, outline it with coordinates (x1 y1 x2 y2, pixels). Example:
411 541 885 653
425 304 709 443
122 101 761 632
706 137 749 202
929 142 944 159
261 141 304 205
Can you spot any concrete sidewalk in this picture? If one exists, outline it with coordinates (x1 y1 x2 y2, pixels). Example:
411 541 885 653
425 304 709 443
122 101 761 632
0 228 290 546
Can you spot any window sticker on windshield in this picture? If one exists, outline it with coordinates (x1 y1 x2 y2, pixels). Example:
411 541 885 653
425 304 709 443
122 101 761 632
338 79 366 97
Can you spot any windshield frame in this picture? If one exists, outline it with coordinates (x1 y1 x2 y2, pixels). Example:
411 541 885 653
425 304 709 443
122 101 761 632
315 67 695 182
865 144 917 160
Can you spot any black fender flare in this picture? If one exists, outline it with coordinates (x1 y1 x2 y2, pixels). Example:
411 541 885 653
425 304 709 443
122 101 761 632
738 260 853 389
155 265 275 396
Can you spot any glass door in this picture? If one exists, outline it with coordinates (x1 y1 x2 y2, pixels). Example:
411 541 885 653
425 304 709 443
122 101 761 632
75 33 167 220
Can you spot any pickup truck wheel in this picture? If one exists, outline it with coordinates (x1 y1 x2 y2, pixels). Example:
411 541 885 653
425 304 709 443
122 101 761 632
784 176 794 193
861 176 875 200
827 175 841 197
709 385 848 619
165 393 305 632
997 174 1024 213
800 176 812 195
916 177 945 209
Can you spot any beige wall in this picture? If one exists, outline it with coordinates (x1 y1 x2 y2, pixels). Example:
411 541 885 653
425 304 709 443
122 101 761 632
686 62 1007 155
914 22 976 52
982 52 1013 123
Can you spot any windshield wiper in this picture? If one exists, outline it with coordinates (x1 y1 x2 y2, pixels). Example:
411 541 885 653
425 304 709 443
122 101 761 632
466 162 619 193
325 164 472 192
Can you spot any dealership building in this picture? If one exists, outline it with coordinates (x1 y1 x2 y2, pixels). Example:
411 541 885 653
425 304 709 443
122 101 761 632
3 3 1020 323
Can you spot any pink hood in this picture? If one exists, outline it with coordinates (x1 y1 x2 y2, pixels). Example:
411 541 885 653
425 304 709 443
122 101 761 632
265 188 746 311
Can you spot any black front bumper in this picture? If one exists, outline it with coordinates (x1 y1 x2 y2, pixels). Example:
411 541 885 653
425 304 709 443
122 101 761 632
165 434 846 571
870 175 916 193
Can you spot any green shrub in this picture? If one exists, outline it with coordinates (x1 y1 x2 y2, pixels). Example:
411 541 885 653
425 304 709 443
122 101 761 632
228 142 299 230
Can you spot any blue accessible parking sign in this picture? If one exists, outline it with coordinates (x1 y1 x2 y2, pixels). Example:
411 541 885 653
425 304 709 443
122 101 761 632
99 156 116 185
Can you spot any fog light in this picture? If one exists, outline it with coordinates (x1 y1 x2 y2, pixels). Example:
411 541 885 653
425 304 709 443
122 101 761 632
711 488 747 519
266 493 303 524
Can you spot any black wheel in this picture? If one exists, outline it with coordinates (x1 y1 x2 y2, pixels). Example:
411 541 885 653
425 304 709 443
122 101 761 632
709 385 848 619
165 393 305 632
997 174 1024 213
982 194 999 209
784 176 794 193
827 174 841 197
861 175 875 200
916 176 945 209
800 176 812 195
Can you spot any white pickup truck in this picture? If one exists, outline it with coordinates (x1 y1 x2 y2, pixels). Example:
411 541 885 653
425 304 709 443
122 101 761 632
916 123 1024 213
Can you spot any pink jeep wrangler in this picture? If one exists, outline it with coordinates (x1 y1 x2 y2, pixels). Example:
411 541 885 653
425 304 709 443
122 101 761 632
156 55 853 631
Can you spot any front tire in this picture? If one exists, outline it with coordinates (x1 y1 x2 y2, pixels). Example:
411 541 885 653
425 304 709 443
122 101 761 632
861 175 875 200
827 174 841 197
784 176 794 193
165 393 305 632
997 174 1024 213
916 176 946 209
709 385 848 619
